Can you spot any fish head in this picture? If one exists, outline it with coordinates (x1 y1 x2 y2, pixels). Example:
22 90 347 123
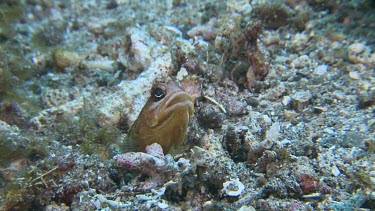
130 81 194 153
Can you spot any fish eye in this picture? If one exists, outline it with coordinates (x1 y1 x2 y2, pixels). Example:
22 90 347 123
152 84 166 101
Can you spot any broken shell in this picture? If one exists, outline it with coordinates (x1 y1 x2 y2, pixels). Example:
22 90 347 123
313 106 327 114
221 178 245 197
284 109 298 120
302 192 322 199
331 165 341 177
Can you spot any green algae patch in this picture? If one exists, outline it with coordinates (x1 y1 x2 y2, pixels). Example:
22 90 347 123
0 1 24 26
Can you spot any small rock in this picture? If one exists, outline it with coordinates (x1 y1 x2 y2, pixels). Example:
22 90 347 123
82 60 117 73
349 71 361 80
180 76 202 100
348 42 375 67
342 131 365 148
176 67 188 81
226 97 247 115
313 106 327 114
197 104 223 129
267 83 286 99
331 165 341 177
0 120 13 132
246 97 259 107
292 55 311 68
157 202 168 209
266 122 280 142
224 127 248 162
348 43 366 54
314 65 328 75
284 109 298 120
357 92 375 109
53 49 81 70
291 90 312 112
282 96 292 106
290 33 309 52
333 90 346 101
324 128 335 135
263 35 280 46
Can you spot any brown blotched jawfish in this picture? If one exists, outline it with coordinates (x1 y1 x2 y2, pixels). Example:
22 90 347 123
128 81 194 153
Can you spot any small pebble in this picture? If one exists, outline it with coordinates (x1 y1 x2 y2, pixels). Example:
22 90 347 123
313 107 326 114
227 98 247 115
176 67 188 81
314 65 328 75
282 96 291 106
349 71 361 80
246 97 259 107
348 43 366 54
331 165 341 177
284 110 298 120
198 105 223 129
291 90 312 112
324 128 335 135
357 93 375 109
157 202 168 209
292 55 311 68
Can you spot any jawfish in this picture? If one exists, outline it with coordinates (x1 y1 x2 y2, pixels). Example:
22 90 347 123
129 81 194 153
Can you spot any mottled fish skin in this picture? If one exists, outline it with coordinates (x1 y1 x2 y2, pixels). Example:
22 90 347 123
128 81 194 153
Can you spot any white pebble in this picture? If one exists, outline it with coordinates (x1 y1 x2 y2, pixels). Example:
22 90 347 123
282 96 291 106
324 128 335 135
348 43 366 54
314 65 328 75
349 71 361 80
266 122 280 142
331 165 341 176
176 67 188 81
158 202 169 209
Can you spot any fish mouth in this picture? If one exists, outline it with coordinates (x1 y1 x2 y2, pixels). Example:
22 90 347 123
151 89 194 126
164 90 193 109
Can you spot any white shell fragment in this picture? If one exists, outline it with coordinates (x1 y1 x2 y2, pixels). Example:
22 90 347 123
302 192 322 199
266 122 281 142
221 178 245 197
176 67 188 81
332 165 341 177
157 202 169 209
314 64 328 75
349 71 361 80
